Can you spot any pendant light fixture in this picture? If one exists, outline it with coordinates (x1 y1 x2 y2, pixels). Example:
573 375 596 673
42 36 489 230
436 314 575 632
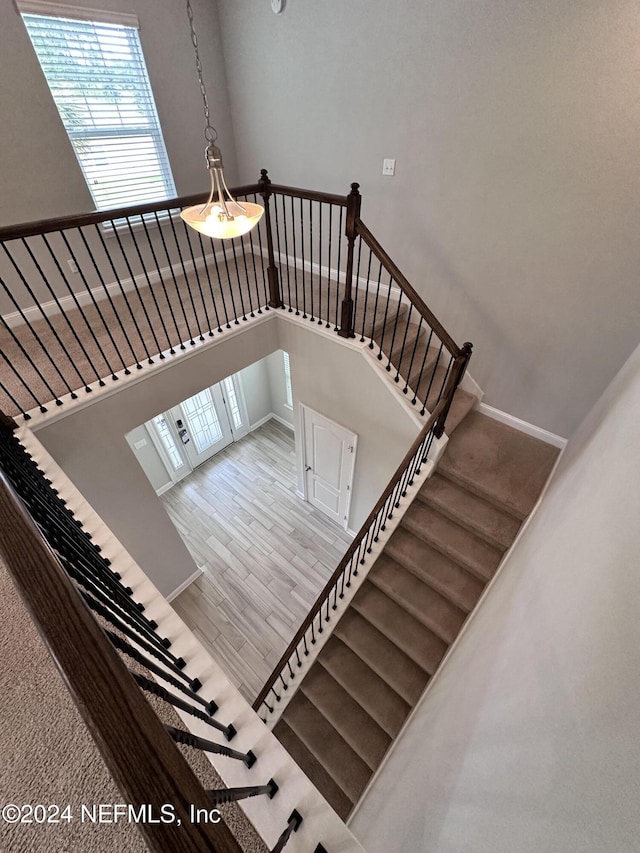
180 0 263 239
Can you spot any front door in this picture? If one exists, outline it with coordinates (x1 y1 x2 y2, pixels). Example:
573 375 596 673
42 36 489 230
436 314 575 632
302 405 357 529
170 385 233 469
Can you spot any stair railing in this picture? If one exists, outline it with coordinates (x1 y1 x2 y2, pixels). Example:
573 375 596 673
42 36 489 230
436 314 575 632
0 416 282 853
253 395 448 720
0 172 470 438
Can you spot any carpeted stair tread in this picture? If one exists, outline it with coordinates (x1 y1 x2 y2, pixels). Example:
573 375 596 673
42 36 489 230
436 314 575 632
402 501 503 583
318 636 410 737
439 411 560 520
280 691 372 804
351 582 448 674
389 322 424 367
334 609 430 705
385 528 484 612
272 719 354 820
418 471 521 550
300 665 391 770
369 554 466 644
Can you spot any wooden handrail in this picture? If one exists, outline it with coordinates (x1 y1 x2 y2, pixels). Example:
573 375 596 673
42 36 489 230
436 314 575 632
265 184 348 206
0 472 242 853
0 184 262 241
252 397 447 713
355 217 461 356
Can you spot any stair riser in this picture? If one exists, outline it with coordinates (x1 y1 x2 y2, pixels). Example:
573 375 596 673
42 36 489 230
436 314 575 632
415 489 515 551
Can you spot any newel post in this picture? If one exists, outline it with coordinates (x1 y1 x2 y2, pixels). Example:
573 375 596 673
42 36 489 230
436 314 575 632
434 342 473 438
258 169 283 309
0 410 17 432
338 182 362 338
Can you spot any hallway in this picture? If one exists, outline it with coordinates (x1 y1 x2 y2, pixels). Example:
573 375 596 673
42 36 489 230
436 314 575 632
163 419 353 701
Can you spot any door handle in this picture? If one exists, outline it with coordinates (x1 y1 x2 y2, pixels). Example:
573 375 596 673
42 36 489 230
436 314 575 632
305 465 312 472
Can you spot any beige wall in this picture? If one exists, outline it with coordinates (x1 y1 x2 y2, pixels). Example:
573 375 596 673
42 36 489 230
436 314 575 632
35 316 417 594
351 340 640 852
217 0 640 437
0 0 238 226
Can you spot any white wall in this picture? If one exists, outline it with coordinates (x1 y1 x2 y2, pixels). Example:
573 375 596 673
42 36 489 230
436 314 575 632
0 0 237 226
34 316 418 593
266 350 294 428
125 424 172 494
35 319 280 598
351 341 640 852
276 319 418 530
238 357 273 428
217 0 640 438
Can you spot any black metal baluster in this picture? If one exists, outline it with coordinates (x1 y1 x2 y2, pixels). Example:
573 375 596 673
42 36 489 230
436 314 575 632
360 248 374 342
125 218 171 357
229 239 248 320
82 227 139 368
299 197 307 318
271 810 302 853
252 194 270 308
376 274 395 361
0 253 80 398
290 196 300 315
133 675 234 736
309 199 314 321
385 289 405 372
411 329 435 404
237 233 255 317
392 303 414 382
402 315 424 393
180 221 212 338
93 225 149 367
317 201 323 324
244 223 264 315
279 195 292 311
334 206 344 330
194 232 222 333
418 342 444 415
0 316 56 410
352 235 363 335
44 232 121 379
207 779 278 806
0 372 30 420
166 726 256 767
23 237 107 386
273 195 285 312
206 237 232 329
139 219 180 352
108 222 162 362
152 212 191 347
368 261 384 348
166 215 204 342
219 240 241 324
326 204 333 327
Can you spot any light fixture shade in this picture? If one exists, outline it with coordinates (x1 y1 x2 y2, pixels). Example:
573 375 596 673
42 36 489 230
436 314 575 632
180 200 264 239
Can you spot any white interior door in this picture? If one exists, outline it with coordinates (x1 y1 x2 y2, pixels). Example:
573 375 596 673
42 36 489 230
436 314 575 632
170 385 233 469
302 405 357 529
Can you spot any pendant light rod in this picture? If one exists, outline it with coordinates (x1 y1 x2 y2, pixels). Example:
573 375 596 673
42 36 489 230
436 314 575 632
181 0 264 239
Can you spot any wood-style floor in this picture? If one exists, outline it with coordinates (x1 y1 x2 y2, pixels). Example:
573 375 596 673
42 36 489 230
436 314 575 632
164 419 353 703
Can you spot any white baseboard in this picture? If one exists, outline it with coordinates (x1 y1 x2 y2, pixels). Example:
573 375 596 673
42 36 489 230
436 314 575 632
166 567 203 602
270 412 294 431
155 481 173 497
1 243 233 329
249 413 274 432
475 402 567 449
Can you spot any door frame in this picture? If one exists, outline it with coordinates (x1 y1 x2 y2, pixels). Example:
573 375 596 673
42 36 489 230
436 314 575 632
298 403 357 531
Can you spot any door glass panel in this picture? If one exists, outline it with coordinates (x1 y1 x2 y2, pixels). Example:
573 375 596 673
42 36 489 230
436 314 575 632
222 376 242 431
152 415 184 471
181 389 223 454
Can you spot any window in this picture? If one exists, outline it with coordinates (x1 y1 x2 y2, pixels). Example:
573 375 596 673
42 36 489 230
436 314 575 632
283 351 293 408
20 3 176 211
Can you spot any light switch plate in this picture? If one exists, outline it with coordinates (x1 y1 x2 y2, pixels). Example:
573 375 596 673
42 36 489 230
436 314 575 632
382 158 396 176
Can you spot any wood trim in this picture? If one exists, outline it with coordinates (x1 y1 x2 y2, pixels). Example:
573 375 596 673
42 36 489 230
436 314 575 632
0 473 242 853
266 184 348 206
252 398 447 713
354 217 460 356
0 185 262 241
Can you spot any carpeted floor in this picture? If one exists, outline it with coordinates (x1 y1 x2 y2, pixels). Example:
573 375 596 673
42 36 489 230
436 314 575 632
0 558 266 853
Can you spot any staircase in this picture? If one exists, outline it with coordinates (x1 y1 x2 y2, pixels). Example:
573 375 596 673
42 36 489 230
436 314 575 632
273 410 559 818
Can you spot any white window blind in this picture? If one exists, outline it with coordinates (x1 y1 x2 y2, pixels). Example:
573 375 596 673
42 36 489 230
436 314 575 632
21 9 176 212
